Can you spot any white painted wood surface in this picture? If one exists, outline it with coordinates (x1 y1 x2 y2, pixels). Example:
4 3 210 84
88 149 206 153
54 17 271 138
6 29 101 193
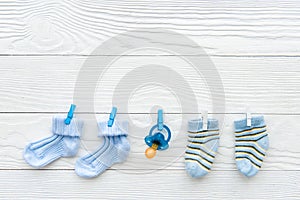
0 56 299 113
1 171 299 199
0 1 299 199
1 0 300 56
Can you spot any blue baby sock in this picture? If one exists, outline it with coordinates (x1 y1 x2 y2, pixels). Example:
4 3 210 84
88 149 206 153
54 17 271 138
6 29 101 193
23 116 83 168
75 120 130 178
185 118 219 178
234 116 269 177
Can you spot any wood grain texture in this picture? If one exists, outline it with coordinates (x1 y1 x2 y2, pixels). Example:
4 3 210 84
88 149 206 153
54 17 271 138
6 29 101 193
0 1 299 199
0 170 299 199
0 56 299 113
0 0 300 55
1 113 299 170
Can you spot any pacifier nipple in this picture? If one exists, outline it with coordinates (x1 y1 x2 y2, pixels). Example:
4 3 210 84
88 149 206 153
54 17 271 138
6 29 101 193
145 143 158 159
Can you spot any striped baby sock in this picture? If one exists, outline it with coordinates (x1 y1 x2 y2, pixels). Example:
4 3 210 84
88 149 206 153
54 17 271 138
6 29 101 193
234 116 269 177
185 118 219 178
75 120 130 178
23 116 83 168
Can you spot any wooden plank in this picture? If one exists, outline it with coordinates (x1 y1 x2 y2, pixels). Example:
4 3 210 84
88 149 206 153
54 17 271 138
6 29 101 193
0 56 299 113
1 113 299 170
0 170 299 199
0 0 300 55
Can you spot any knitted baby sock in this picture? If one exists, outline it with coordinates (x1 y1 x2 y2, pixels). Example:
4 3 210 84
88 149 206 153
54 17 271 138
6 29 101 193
234 116 269 177
75 120 130 178
185 118 219 178
23 116 83 168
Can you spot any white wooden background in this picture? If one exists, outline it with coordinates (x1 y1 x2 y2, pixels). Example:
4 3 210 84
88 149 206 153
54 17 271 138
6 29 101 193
0 0 300 199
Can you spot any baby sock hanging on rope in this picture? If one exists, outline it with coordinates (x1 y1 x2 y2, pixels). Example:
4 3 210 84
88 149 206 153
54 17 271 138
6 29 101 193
75 121 130 178
185 118 220 178
234 115 269 177
75 108 130 178
23 105 83 168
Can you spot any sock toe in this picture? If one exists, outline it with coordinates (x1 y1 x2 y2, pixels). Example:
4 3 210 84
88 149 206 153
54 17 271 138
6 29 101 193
245 167 259 177
23 144 61 168
75 159 101 178
185 162 209 178
236 158 253 175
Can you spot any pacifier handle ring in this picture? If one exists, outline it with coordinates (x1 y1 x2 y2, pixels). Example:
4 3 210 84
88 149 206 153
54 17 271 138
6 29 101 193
149 124 171 143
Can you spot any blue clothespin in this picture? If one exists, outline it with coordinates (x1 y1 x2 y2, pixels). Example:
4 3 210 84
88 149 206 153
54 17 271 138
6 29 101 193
64 104 76 125
107 107 117 127
157 109 163 131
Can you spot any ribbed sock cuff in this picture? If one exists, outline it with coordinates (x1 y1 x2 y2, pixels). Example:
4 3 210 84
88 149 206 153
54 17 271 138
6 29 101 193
52 115 83 137
234 115 265 132
188 118 219 132
98 120 129 137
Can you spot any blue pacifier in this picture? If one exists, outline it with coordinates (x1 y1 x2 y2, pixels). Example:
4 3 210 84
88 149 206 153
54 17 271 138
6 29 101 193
144 109 171 159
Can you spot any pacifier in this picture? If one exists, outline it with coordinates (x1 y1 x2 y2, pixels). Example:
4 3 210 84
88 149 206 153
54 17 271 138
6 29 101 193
144 109 171 159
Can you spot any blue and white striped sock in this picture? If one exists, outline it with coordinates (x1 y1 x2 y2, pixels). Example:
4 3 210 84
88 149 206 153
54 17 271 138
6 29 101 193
234 116 269 177
75 121 130 178
185 118 219 178
23 116 83 168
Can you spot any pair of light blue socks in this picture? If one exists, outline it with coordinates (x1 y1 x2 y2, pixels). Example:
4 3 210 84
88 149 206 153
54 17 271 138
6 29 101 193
23 115 130 178
185 116 269 178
